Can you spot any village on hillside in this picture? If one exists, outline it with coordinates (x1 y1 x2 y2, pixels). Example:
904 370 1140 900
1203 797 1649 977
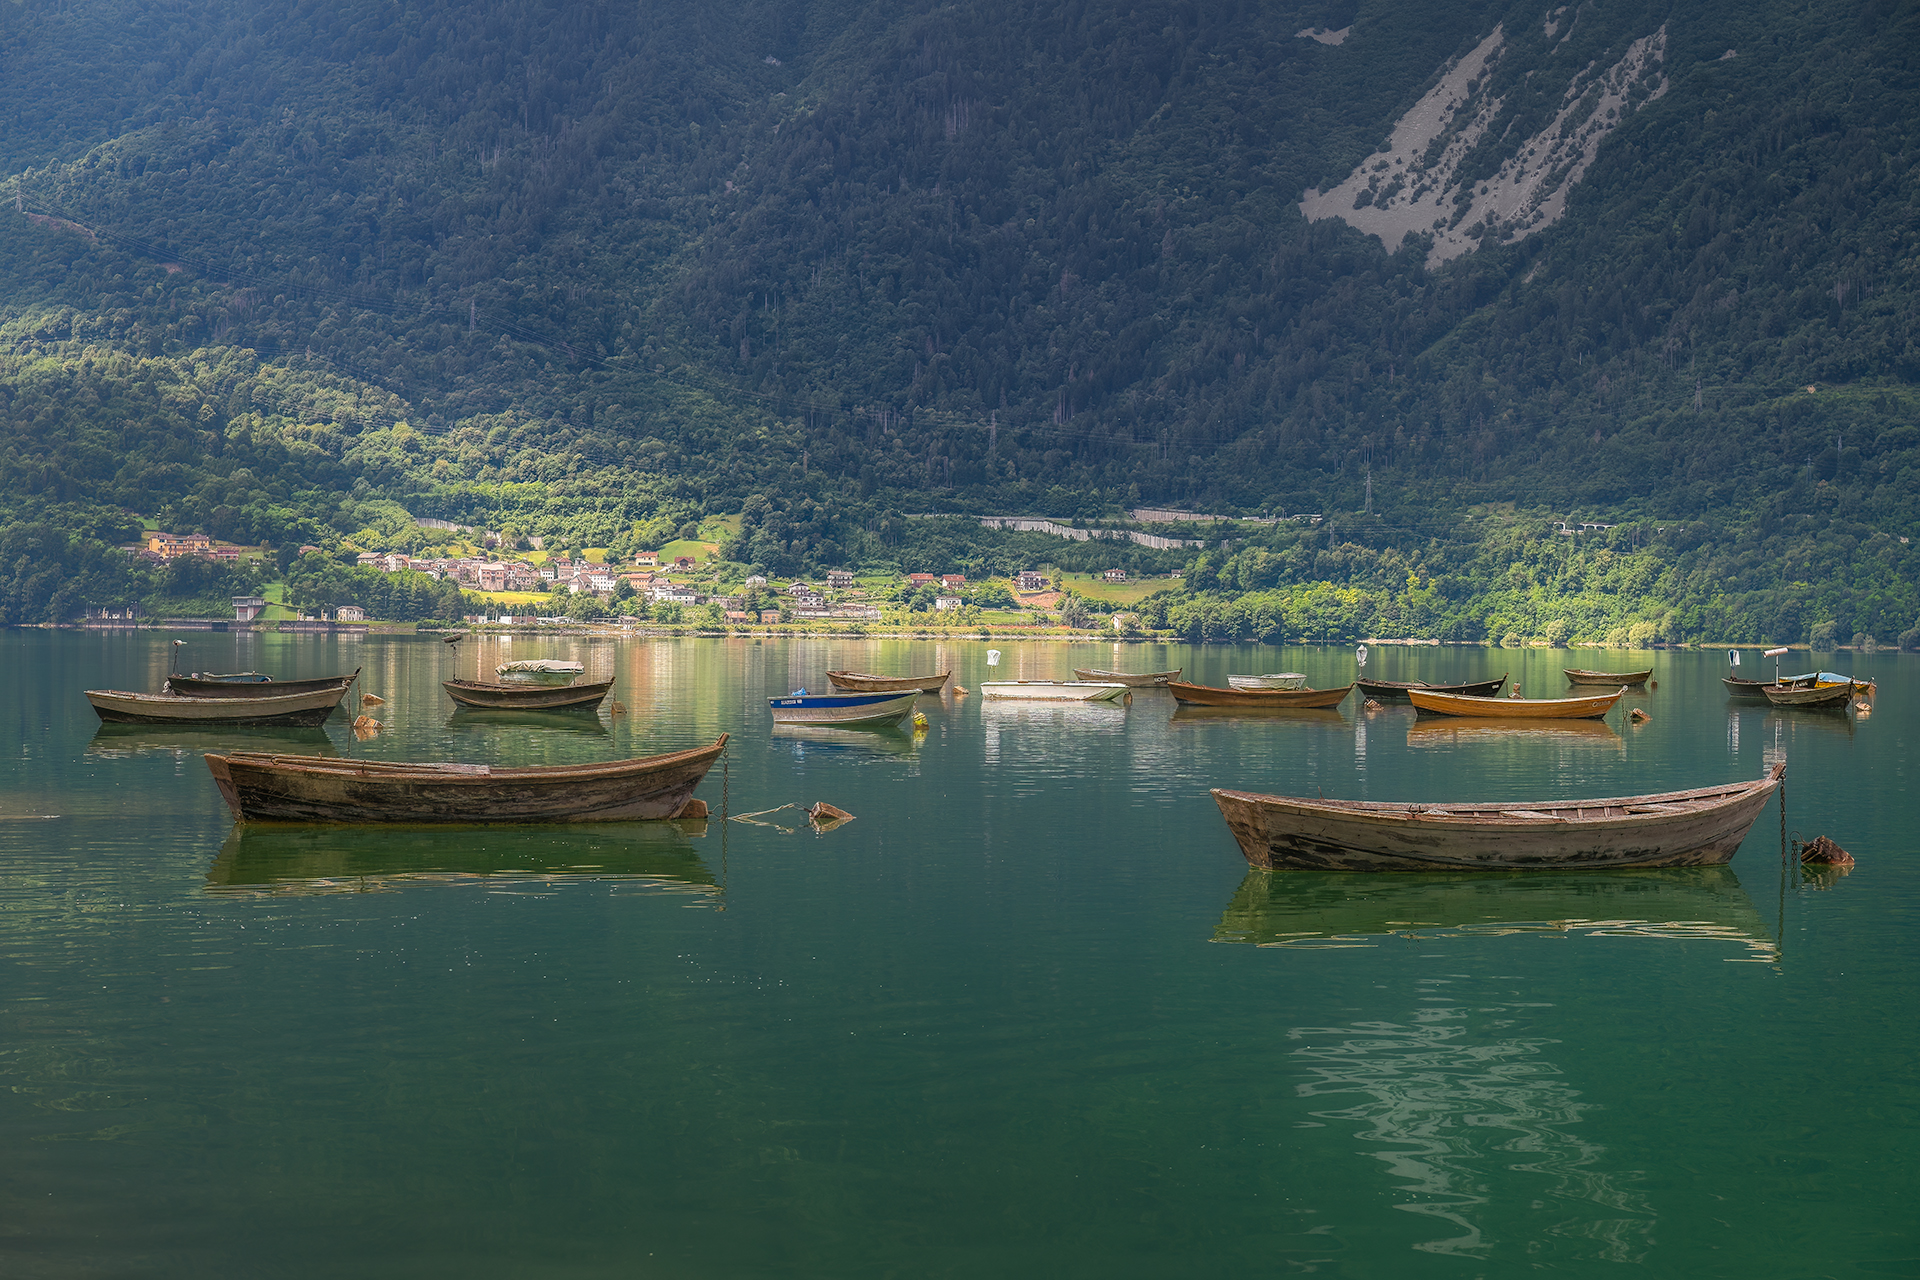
112 520 1174 632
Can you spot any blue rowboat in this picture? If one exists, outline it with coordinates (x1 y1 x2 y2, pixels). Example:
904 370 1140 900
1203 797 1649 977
766 689 918 727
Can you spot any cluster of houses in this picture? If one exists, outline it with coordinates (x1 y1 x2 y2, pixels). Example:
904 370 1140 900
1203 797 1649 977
128 531 264 564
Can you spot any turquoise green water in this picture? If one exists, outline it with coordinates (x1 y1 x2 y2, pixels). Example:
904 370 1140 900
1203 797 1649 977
2 631 1915 1277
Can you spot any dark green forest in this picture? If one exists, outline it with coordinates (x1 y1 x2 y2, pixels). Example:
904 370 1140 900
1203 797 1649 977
2 0 1918 637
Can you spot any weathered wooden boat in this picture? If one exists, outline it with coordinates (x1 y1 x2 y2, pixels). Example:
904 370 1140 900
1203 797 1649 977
1211 763 1784 871
204 735 728 824
442 677 614 711
767 689 919 726
1353 674 1506 699
1760 677 1856 708
825 669 950 693
1211 865 1773 956
165 670 360 698
1070 667 1182 686
980 681 1130 702
1564 666 1653 685
1169 681 1354 709
496 659 586 683
205 822 718 898
1226 672 1308 690
1722 675 1776 698
1409 687 1621 719
87 682 354 726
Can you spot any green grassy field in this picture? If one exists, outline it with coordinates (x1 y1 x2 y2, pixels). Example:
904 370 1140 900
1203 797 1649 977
1057 572 1169 606
657 539 721 564
258 582 298 620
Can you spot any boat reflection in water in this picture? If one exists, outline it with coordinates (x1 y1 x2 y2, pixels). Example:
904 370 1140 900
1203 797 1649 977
1765 707 1855 738
1212 866 1774 960
1219 869 1775 1262
206 821 719 902
86 724 337 760
1290 999 1657 1262
1404 717 1624 752
1167 705 1348 729
446 707 611 736
769 722 918 757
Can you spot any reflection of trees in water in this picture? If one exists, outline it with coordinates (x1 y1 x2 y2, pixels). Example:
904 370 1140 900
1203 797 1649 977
1292 998 1654 1263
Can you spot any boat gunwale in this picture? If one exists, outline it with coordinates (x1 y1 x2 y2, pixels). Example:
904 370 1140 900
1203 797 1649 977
824 669 949 686
87 685 352 711
167 669 359 698
1213 765 1783 826
1170 680 1354 707
1563 666 1654 683
1355 673 1506 696
1071 667 1182 684
769 689 925 705
1409 687 1621 717
213 735 729 783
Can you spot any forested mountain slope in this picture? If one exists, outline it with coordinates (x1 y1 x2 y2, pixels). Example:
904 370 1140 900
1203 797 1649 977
1 0 1917 634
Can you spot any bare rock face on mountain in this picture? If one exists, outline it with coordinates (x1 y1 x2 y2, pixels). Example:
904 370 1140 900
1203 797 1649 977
1302 24 1670 263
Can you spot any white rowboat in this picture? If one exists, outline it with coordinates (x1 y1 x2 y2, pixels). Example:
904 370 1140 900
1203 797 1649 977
1227 673 1308 690
980 681 1129 702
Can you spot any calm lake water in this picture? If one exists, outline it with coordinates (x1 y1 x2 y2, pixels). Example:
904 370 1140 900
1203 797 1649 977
2 631 1915 1277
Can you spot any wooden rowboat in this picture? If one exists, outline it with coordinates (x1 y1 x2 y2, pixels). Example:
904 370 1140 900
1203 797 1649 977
1722 675 1774 698
87 683 354 726
442 677 614 711
1761 679 1856 708
1211 764 1785 871
980 681 1130 702
204 735 728 824
1409 687 1621 719
166 670 359 699
826 669 950 693
1169 681 1354 709
1071 667 1181 686
1354 674 1506 699
1565 666 1652 685
768 690 920 726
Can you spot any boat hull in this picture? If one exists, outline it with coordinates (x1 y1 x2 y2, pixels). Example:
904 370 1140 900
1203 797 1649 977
825 670 950 693
443 678 613 710
166 671 359 699
87 685 351 726
1564 667 1653 685
1722 676 1773 698
1410 688 1620 719
1761 681 1855 708
1071 668 1181 686
1354 674 1506 699
980 681 1130 702
1169 681 1353 709
768 690 919 725
1212 767 1784 872
204 736 728 824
